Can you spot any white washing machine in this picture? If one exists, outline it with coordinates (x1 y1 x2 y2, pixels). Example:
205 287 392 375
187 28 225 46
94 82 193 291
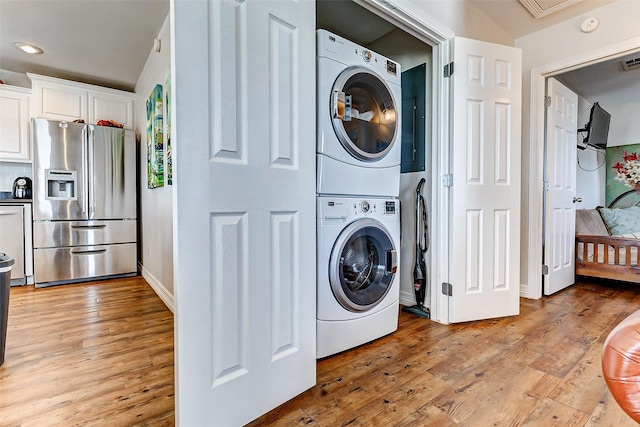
317 196 400 358
316 29 402 197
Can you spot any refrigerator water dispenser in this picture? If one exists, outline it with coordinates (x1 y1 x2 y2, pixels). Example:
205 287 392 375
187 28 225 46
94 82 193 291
46 170 77 200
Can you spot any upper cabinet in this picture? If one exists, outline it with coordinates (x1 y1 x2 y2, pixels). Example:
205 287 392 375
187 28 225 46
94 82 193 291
0 85 31 162
28 74 134 128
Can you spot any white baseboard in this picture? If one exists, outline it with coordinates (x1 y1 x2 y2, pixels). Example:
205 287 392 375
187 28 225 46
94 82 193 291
140 264 175 313
399 290 415 307
400 290 432 310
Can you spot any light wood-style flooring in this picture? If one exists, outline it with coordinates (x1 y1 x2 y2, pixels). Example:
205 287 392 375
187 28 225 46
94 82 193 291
251 278 640 426
1 277 638 426
0 276 174 426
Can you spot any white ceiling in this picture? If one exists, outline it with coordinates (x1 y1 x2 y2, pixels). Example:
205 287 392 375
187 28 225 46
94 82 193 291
557 51 640 110
469 0 617 39
0 0 169 92
0 0 633 103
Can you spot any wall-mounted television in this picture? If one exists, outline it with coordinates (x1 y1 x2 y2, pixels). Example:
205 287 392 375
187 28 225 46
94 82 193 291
580 102 611 150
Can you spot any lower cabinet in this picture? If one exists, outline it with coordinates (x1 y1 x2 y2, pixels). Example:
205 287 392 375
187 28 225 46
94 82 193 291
0 203 33 285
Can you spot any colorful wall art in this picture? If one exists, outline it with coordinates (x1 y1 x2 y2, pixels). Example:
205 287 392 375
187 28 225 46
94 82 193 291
147 83 164 189
165 66 172 185
606 143 640 207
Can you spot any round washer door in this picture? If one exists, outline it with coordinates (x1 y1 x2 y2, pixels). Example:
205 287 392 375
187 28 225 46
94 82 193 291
329 218 398 312
330 66 398 162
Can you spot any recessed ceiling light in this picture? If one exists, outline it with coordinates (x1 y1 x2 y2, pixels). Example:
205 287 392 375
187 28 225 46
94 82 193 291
14 42 43 54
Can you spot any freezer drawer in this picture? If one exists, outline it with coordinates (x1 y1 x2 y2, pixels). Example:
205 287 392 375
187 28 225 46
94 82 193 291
34 243 137 286
33 219 136 248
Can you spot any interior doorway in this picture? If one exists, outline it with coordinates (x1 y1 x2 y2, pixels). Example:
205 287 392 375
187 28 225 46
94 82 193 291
527 38 640 299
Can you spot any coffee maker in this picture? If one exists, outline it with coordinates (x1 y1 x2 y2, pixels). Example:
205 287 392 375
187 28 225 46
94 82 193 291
12 177 32 199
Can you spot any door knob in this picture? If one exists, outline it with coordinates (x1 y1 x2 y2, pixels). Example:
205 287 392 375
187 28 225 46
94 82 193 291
573 197 583 203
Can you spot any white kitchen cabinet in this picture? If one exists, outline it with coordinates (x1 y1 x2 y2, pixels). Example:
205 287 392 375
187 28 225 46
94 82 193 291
0 86 31 162
0 203 33 285
28 73 134 127
88 91 134 128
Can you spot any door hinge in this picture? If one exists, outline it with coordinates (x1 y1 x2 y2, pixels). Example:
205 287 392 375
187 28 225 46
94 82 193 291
542 265 549 275
442 282 453 296
544 96 551 107
444 62 454 78
543 180 550 192
442 174 453 188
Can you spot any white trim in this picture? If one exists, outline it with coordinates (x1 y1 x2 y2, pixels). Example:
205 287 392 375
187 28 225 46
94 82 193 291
432 40 452 325
357 0 454 324
518 0 582 19
526 36 640 299
356 0 454 43
141 264 175 313
26 72 134 97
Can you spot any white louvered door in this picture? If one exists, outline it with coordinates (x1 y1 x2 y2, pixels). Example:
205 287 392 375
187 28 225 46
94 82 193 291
448 37 522 323
173 0 316 425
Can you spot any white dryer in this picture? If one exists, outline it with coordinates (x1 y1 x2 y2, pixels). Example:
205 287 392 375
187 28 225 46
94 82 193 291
317 196 400 358
316 29 402 198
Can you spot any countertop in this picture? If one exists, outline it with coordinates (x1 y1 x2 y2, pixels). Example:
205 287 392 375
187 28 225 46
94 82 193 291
0 191 31 203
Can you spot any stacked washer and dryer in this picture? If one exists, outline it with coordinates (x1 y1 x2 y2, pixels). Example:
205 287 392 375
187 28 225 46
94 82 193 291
316 30 403 358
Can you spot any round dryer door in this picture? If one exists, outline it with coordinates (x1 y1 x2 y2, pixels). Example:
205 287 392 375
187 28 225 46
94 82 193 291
330 67 398 162
329 218 398 312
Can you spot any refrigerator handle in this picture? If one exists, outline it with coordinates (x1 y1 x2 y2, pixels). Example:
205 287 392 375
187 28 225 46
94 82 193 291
87 127 94 217
81 128 89 215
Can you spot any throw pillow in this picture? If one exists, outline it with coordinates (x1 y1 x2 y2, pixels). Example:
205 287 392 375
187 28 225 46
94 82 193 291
576 209 610 236
598 206 640 235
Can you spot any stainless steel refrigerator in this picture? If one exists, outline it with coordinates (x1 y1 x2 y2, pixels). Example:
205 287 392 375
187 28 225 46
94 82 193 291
32 118 137 287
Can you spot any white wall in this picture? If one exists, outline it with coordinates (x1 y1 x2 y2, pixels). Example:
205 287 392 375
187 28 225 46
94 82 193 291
607 100 640 147
0 70 30 88
574 95 606 208
515 0 640 288
134 14 174 310
369 29 433 307
408 0 513 46
0 162 31 192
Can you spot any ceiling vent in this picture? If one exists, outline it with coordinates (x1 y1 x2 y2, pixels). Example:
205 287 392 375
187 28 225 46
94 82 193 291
621 57 640 72
518 0 582 18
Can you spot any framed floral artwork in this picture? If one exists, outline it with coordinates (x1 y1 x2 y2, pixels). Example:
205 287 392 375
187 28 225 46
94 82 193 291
606 144 640 207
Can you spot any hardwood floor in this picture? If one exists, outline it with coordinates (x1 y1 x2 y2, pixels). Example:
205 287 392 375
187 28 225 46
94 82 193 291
0 276 174 427
250 278 640 426
1 277 638 426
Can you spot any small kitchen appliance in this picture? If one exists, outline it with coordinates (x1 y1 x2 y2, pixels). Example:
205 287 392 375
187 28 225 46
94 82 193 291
12 177 32 199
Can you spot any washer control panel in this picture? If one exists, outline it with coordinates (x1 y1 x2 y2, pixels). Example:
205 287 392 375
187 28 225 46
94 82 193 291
319 197 399 225
385 201 396 214
351 199 398 217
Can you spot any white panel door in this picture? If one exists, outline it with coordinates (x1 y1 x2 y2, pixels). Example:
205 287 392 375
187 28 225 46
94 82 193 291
173 0 316 425
544 78 578 295
449 37 522 323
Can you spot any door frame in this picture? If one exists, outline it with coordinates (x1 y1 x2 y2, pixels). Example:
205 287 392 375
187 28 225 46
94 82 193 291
526 36 640 299
356 0 453 323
